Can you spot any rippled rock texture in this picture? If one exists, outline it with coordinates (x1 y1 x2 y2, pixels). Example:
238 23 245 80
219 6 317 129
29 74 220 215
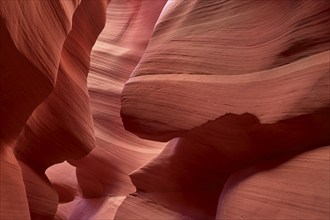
1 0 329 219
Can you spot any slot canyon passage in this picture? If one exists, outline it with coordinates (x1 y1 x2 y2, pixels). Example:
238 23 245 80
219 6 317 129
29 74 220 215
0 0 329 219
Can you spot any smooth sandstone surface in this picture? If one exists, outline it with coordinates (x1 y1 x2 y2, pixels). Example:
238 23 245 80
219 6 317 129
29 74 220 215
217 146 330 220
1 1 80 219
1 0 329 220
0 0 80 145
1 0 109 219
121 0 330 141
70 0 167 198
114 194 191 220
14 0 109 172
0 147 30 220
120 0 329 219
46 0 167 219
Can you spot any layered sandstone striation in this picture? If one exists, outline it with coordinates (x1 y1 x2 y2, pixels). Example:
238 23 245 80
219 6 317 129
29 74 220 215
217 146 330 219
121 0 330 140
1 0 329 220
1 1 79 219
1 0 109 219
120 0 330 219
49 1 167 218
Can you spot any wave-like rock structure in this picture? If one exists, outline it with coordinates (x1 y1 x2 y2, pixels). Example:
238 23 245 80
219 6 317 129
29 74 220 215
121 0 330 139
1 1 79 219
1 0 109 219
1 0 329 219
217 146 330 219
121 0 330 219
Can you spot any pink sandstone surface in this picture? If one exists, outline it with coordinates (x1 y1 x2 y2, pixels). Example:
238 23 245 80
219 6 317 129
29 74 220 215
0 0 329 220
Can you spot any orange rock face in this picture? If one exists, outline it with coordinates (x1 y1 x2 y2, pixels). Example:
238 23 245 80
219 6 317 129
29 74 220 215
1 0 329 219
217 146 330 219
1 0 109 219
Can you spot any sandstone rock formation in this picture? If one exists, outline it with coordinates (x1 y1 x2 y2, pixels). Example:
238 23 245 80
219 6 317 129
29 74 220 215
1 1 79 219
217 146 330 219
121 0 330 140
1 0 329 219
1 0 109 219
120 0 330 219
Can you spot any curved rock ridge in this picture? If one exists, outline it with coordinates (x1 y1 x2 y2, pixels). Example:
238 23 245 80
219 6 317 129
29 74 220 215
217 146 330 219
121 0 330 141
1 0 109 219
14 0 109 173
1 0 330 219
0 1 80 82
45 0 167 218
0 146 30 220
122 52 329 141
119 0 330 219
0 1 82 219
69 0 167 198
125 108 329 219
0 1 81 145
133 1 329 78
22 0 109 217
128 138 230 219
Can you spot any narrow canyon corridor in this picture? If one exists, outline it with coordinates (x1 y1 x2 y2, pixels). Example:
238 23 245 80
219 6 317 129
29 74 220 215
0 0 329 219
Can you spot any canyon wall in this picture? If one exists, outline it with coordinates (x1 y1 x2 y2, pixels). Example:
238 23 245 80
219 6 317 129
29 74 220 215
1 0 329 219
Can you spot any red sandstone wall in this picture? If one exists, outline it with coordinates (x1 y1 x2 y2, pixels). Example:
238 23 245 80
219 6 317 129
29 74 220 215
1 1 329 219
